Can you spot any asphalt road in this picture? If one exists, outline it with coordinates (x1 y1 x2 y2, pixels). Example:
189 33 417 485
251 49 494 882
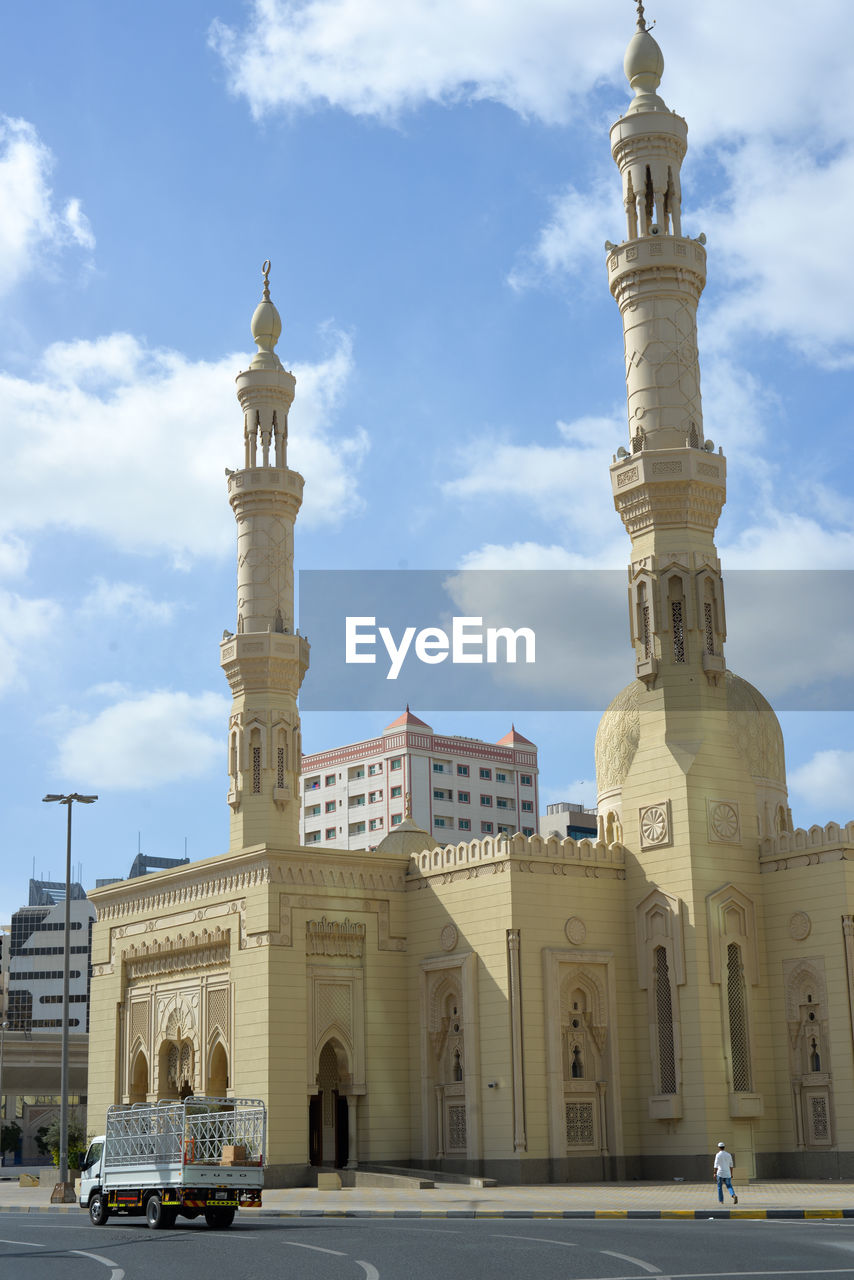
5 1212 854 1280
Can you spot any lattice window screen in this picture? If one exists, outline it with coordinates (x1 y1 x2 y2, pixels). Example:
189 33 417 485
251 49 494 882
252 747 261 793
654 946 677 1094
277 747 285 789
447 1104 467 1152
704 601 715 654
642 604 651 659
809 1095 829 1142
130 1001 149 1047
207 987 228 1038
671 601 685 663
565 1101 595 1146
727 943 752 1091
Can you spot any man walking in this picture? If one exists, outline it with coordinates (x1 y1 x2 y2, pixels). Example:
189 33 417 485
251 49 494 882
714 1141 737 1204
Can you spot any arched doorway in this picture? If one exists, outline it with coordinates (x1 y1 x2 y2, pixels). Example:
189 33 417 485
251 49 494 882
310 1040 349 1167
158 1038 194 1100
130 1047 149 1104
208 1041 229 1096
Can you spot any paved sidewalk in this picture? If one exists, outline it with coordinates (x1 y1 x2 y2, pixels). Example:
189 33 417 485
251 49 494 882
1 1179 854 1219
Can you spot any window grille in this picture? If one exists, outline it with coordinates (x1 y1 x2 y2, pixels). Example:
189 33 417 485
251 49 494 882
810 1095 829 1142
704 601 715 654
727 943 752 1091
642 604 651 659
252 747 261 794
277 747 285 789
565 1101 594 1146
447 1104 467 1152
654 946 677 1093
671 600 685 662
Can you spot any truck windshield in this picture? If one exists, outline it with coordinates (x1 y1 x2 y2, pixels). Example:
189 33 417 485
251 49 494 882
82 1141 103 1170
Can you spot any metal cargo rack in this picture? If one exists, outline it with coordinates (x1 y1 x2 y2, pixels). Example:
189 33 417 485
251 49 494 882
104 1097 266 1169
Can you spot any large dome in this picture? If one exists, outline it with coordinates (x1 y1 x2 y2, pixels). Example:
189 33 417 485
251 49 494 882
595 671 786 796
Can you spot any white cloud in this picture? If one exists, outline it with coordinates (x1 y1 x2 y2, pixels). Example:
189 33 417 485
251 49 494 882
0 589 62 693
509 182 622 291
0 329 367 563
788 749 854 822
78 579 178 624
210 0 622 125
0 116 93 295
54 689 230 789
0 535 30 579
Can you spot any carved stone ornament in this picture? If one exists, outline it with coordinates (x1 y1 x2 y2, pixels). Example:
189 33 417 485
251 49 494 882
440 924 459 952
565 917 587 946
789 911 812 942
708 799 740 844
306 916 365 958
639 802 671 849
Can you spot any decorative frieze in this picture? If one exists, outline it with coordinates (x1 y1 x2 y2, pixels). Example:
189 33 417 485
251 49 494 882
123 928 230 980
306 916 366 958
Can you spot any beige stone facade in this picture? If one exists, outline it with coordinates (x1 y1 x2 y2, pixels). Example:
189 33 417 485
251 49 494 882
87 18 854 1184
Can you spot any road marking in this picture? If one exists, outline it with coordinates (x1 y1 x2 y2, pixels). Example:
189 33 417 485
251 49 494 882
0 1239 44 1247
280 1240 347 1256
356 1264 380 1280
601 1249 662 1274
70 1248 125 1280
491 1232 577 1247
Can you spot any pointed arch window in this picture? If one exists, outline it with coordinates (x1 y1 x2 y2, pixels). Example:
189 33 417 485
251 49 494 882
654 946 677 1094
727 942 752 1091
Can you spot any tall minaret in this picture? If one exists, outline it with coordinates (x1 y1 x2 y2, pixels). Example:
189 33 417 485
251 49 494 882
607 3 727 689
597 8 789 1179
220 263 310 851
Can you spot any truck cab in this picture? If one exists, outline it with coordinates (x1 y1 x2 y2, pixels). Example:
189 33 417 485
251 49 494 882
79 1137 105 1214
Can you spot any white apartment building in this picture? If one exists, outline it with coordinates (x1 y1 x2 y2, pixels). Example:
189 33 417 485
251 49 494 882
300 707 539 850
7 880 96 1034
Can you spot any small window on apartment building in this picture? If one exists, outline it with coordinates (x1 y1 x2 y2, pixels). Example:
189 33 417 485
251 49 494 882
497 823 512 835
434 816 452 829
479 768 491 780
496 771 510 783
349 766 365 779
481 821 493 834
325 774 336 786
391 785 402 798
457 790 470 804
522 826 534 836
480 794 492 807
433 788 449 801
369 817 384 831
305 775 321 791
305 830 321 843
325 827 337 840
325 800 336 812
390 758 402 770
350 794 366 807
349 821 366 836
368 789 382 803
521 800 533 812
305 804 321 817
457 764 470 776
520 774 532 786
368 762 382 775
391 813 402 825
459 818 471 831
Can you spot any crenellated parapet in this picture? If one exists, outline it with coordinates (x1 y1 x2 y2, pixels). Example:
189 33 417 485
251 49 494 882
760 822 854 873
406 833 626 885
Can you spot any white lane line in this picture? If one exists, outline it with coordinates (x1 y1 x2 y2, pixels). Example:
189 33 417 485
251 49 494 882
601 1249 662 1274
280 1240 347 1256
0 1239 44 1247
491 1232 577 1247
356 1264 380 1280
70 1248 124 1280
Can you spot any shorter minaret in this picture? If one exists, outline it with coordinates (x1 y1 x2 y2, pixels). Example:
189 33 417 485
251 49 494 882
220 263 310 851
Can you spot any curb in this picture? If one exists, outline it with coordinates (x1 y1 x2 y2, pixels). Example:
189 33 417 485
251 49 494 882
2 1205 852 1220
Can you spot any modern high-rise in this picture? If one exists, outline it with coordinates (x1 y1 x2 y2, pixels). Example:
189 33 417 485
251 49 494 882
300 708 539 849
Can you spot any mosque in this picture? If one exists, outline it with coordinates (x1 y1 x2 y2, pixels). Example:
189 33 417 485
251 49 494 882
86 12 854 1183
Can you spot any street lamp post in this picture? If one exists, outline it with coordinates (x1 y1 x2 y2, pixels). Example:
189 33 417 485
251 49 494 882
43 793 97 1202
0 1018 9 1166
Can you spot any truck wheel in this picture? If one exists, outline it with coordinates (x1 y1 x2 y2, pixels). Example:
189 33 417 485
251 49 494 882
204 1207 235 1229
89 1194 109 1227
145 1194 174 1230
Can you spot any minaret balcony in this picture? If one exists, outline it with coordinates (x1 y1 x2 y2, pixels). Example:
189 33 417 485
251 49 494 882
607 234 706 296
220 630 310 695
611 445 726 538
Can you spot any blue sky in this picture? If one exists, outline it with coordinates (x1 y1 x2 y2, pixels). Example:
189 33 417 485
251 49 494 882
1 0 852 911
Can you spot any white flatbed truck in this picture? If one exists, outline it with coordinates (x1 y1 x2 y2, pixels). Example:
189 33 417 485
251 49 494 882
79 1096 266 1229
